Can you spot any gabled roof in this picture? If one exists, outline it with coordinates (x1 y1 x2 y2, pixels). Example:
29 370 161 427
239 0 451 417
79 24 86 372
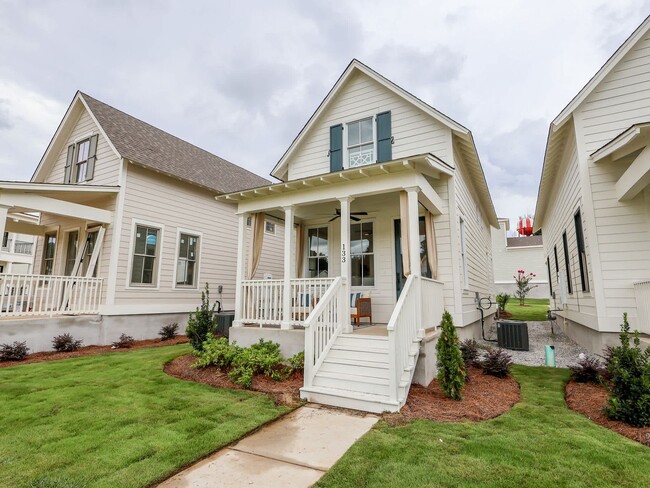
270 59 470 181
32 92 270 194
535 16 650 229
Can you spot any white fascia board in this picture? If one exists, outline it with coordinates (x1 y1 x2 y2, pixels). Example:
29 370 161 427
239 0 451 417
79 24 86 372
0 193 113 223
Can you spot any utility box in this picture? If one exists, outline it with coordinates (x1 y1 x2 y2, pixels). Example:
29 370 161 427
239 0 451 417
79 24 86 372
216 311 235 338
496 320 529 351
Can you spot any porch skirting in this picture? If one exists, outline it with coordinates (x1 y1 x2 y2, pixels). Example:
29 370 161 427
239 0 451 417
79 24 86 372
229 327 305 359
0 312 190 353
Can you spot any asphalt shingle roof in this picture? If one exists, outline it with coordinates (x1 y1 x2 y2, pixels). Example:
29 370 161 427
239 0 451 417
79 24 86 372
81 92 270 194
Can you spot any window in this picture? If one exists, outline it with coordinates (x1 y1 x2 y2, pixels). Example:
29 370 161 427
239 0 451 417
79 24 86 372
574 210 589 292
42 232 57 275
82 230 99 277
1 232 8 249
64 231 79 276
176 233 199 287
347 117 374 168
75 139 91 183
130 225 160 285
307 227 328 278
554 245 559 273
350 222 374 286
246 216 252 227
562 231 572 294
264 220 275 235
460 218 468 288
547 256 553 296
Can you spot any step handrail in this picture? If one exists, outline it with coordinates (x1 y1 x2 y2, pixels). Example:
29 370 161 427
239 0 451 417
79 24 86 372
303 276 344 387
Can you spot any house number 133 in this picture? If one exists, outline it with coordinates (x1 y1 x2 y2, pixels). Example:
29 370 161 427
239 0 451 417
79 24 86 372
341 243 346 263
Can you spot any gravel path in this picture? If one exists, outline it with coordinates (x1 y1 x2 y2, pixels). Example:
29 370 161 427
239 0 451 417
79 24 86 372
478 320 590 368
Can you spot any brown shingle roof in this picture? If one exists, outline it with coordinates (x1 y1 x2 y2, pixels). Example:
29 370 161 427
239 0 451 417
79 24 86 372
80 92 270 194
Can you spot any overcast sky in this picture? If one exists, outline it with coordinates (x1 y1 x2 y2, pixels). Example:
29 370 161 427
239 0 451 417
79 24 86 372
1 1 649 230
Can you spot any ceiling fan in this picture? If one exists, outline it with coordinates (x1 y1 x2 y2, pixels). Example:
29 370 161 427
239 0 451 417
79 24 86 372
328 208 368 222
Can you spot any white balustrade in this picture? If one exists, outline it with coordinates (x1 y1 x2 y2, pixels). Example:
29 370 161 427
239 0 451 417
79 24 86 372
420 277 445 330
0 274 103 317
633 280 650 335
303 277 344 387
240 279 284 326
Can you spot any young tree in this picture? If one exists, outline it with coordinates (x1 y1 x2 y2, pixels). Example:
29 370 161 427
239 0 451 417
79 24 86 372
514 269 537 306
186 283 218 351
436 311 465 400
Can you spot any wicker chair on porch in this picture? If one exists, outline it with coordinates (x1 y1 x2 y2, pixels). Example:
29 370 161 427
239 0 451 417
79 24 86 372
350 291 372 326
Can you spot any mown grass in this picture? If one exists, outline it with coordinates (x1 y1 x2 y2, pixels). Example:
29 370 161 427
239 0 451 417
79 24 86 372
505 297 551 321
317 366 650 488
0 344 289 488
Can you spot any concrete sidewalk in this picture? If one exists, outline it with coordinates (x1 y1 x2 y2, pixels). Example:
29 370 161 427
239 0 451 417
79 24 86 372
157 405 379 487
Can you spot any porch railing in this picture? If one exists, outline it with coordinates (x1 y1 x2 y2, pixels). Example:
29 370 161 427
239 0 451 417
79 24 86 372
0 274 103 317
13 242 34 255
633 280 650 335
421 277 445 329
239 277 335 327
387 274 421 404
303 277 345 387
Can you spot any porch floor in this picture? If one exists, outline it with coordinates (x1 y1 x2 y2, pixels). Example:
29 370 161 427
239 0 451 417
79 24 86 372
351 323 388 336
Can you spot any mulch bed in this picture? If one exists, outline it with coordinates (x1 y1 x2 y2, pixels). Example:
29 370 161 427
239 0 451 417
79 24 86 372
164 354 304 406
565 380 650 446
386 366 520 424
0 336 189 368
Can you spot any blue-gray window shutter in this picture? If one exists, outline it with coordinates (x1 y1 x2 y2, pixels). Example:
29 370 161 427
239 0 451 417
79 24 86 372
86 135 99 181
64 144 75 184
376 111 392 163
329 124 343 172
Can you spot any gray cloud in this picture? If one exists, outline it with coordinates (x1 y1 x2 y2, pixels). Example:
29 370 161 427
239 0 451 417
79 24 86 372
0 100 12 130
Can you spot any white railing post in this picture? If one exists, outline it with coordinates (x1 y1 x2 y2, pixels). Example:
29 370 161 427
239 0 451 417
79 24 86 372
233 213 248 327
281 206 295 330
339 197 352 333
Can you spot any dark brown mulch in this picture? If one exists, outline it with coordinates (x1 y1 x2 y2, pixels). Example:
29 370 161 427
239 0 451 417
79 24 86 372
497 311 513 319
164 354 304 406
565 380 650 446
386 366 520 424
0 336 189 368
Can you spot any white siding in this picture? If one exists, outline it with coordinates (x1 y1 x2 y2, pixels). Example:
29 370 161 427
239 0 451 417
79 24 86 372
287 71 452 180
44 109 121 186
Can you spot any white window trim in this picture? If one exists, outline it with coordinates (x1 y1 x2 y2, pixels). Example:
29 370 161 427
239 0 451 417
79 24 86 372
460 217 468 290
349 218 376 290
342 112 377 169
264 220 276 235
82 225 102 278
73 138 92 184
172 227 202 290
41 227 60 276
125 218 165 290
304 224 331 279
63 226 81 276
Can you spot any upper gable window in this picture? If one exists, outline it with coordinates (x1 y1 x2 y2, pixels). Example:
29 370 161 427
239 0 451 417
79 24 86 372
64 135 98 184
75 139 91 183
347 117 374 168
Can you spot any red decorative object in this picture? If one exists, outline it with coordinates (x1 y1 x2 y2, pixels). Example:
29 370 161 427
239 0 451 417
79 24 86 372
517 216 533 236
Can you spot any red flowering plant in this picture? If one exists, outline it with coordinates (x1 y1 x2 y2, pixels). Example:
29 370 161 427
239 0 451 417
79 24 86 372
514 269 537 306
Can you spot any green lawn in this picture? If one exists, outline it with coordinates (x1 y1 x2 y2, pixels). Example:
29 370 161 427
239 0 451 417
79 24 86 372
0 344 290 488
505 297 550 321
317 366 650 488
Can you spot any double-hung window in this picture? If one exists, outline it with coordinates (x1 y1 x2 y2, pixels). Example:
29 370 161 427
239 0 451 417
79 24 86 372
42 232 57 275
307 227 328 278
460 218 468 288
130 225 160 286
347 117 374 168
75 139 90 183
350 222 374 286
265 221 276 235
64 231 79 276
176 233 199 287
574 210 589 292
562 231 572 294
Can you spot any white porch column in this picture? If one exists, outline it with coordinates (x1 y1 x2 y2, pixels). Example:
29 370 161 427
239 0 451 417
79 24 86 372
406 187 423 337
0 205 8 251
233 212 248 327
281 205 296 329
339 197 353 333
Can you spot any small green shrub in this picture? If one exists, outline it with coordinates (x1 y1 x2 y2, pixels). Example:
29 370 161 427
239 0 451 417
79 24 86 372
460 339 480 366
435 311 465 400
159 322 179 341
52 333 83 352
289 351 305 372
192 334 241 368
186 283 218 351
481 348 513 378
495 293 510 313
112 333 135 349
569 355 605 383
0 341 29 361
606 313 650 427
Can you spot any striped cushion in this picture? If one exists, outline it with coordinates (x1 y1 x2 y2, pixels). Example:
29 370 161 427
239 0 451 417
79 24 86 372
350 292 362 307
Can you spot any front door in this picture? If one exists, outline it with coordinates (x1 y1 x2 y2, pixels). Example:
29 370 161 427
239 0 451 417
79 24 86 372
394 217 431 297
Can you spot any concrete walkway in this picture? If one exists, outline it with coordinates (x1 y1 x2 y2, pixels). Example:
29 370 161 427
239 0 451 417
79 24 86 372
158 405 379 488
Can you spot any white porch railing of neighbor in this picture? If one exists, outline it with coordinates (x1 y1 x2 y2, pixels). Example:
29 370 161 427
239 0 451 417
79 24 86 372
633 280 650 335
0 274 103 317
420 277 445 329
303 277 345 387
239 277 335 327
13 242 34 255
387 274 421 403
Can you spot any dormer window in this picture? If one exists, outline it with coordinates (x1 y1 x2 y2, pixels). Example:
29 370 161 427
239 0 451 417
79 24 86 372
347 117 374 168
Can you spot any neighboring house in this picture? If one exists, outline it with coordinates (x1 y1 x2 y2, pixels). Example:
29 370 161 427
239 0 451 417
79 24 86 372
0 92 283 351
534 16 650 353
219 59 498 412
1 213 37 274
491 218 548 299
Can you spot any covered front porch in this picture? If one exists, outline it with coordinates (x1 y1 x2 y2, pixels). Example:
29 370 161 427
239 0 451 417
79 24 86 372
0 182 118 317
221 156 450 411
